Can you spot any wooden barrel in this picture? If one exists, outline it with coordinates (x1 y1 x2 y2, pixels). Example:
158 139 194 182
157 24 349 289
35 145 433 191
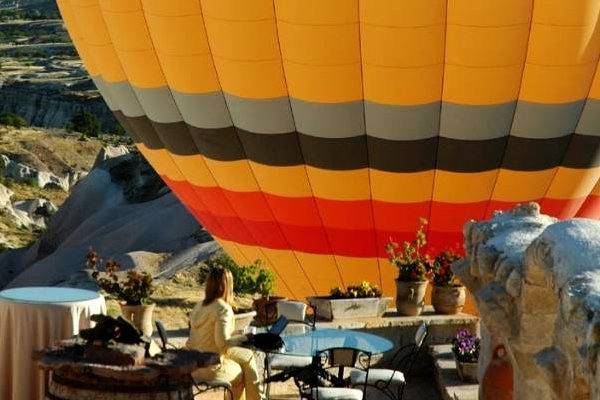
45 370 194 400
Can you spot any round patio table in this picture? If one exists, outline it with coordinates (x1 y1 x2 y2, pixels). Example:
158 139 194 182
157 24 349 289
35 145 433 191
0 287 106 400
282 327 394 356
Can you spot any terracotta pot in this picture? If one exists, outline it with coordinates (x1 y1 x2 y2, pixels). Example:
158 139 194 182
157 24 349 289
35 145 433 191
455 356 478 382
395 280 428 316
482 345 513 400
432 285 466 314
120 303 155 337
253 296 286 326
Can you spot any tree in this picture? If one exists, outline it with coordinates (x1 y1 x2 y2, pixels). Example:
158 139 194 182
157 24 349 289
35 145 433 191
0 112 27 129
68 109 100 137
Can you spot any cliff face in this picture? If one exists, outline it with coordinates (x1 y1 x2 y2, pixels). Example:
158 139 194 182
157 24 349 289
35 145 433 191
0 80 117 130
454 203 600 400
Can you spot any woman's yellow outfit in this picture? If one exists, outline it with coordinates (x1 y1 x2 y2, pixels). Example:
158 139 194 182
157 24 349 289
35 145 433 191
186 299 264 400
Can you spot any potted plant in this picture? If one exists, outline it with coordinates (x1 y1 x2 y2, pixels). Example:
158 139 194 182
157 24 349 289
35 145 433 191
87 249 155 336
452 328 480 382
430 250 466 314
386 218 432 316
199 254 279 329
308 281 392 321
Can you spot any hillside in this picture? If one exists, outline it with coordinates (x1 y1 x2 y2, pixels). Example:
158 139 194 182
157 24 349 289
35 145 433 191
0 2 117 131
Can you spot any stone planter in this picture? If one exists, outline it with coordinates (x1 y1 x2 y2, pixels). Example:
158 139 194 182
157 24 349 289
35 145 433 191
253 296 286 326
307 296 392 321
395 280 428 316
234 310 257 333
431 285 466 314
455 356 479 383
120 303 155 337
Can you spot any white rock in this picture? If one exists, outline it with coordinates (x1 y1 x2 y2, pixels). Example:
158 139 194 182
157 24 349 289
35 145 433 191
455 203 600 400
0 183 14 208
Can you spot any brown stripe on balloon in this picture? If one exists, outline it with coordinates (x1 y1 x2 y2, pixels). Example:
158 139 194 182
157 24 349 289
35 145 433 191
149 121 198 156
238 130 304 166
502 135 571 171
189 126 246 162
368 136 437 172
112 110 140 143
115 114 600 172
436 137 507 172
561 134 600 169
123 115 167 150
298 134 369 170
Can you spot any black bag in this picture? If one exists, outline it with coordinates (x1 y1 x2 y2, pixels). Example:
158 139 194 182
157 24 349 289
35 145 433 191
245 332 284 352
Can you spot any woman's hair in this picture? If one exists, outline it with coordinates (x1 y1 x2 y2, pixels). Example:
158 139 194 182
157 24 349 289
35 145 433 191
203 267 234 306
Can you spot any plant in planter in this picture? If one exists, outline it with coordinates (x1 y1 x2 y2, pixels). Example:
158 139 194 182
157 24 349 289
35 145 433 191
310 281 392 320
87 249 155 336
386 218 432 316
199 254 280 327
452 328 480 382
430 250 466 314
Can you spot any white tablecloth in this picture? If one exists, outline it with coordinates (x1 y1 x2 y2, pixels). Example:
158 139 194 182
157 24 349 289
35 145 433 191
0 287 106 400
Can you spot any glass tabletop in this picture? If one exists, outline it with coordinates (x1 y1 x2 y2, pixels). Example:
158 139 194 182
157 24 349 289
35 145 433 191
0 287 101 304
280 327 394 357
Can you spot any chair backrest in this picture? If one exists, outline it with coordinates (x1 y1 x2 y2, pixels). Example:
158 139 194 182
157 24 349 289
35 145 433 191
415 322 428 347
277 300 307 322
317 347 372 369
155 320 169 351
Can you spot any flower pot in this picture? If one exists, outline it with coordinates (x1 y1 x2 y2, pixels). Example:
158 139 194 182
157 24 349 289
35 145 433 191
307 296 392 321
432 285 466 314
482 345 513 400
120 303 155 337
455 356 479 383
253 296 286 326
395 280 428 316
234 310 257 333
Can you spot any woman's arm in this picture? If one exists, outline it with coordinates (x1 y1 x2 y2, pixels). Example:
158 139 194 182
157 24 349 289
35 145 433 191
214 303 246 352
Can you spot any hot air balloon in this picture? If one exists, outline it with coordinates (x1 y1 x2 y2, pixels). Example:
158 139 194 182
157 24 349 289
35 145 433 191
57 0 600 308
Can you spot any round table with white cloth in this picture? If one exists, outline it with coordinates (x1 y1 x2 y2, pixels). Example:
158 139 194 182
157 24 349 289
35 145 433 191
0 287 106 400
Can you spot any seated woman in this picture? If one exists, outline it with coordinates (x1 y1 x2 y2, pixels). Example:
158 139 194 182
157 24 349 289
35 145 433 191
187 267 264 400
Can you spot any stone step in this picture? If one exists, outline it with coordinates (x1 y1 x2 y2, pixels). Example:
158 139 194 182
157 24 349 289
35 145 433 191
429 344 479 400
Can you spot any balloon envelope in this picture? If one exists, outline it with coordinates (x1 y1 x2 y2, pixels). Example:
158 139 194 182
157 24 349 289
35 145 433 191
58 0 600 301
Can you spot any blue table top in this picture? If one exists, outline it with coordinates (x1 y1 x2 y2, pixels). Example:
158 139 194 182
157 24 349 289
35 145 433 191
0 287 101 304
281 328 394 357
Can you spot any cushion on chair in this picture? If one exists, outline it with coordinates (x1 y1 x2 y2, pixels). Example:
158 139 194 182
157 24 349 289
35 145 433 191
277 301 307 322
267 353 313 369
311 387 364 400
193 378 232 389
349 368 405 386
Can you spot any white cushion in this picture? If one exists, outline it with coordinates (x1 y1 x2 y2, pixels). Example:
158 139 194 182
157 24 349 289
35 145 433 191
277 301 307 321
311 387 363 400
267 353 313 369
349 368 405 386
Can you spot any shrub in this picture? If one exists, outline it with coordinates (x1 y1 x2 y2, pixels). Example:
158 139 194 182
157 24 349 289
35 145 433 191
386 218 433 282
87 248 154 305
329 281 382 299
199 253 276 297
67 109 101 137
0 112 27 129
431 250 462 287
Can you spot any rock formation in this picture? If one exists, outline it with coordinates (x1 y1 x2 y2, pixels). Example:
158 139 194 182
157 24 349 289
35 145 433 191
454 203 600 400
0 147 217 289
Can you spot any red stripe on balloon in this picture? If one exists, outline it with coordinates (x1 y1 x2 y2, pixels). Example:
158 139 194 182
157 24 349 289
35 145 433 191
163 178 596 258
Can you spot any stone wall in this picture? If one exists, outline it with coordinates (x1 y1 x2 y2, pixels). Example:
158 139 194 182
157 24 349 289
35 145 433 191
454 203 600 400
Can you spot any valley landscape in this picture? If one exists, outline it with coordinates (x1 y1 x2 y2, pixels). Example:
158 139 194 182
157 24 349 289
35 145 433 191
0 0 222 328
